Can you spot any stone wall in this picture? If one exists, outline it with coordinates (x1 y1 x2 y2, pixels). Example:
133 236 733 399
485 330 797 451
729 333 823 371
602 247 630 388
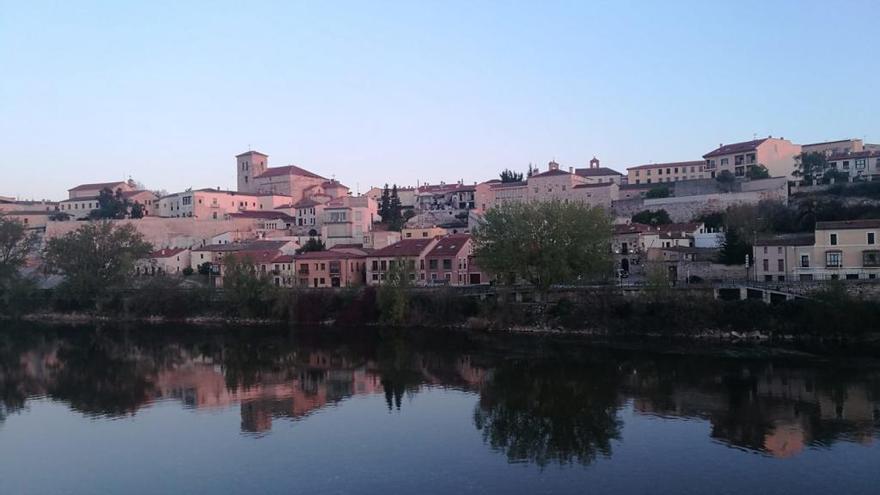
44 217 260 250
613 182 788 222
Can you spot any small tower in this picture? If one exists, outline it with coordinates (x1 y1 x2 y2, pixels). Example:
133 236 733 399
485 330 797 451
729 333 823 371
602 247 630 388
236 150 268 192
548 160 560 171
590 156 600 169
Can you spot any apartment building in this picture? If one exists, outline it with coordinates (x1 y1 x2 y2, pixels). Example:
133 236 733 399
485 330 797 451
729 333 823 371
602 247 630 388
365 238 439 285
753 219 880 281
626 160 706 185
422 234 474 285
826 151 880 182
801 138 866 156
157 189 291 220
703 137 801 179
321 195 378 248
291 248 370 288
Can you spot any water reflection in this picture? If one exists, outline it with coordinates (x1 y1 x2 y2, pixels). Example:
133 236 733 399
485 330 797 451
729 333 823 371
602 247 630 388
0 324 878 463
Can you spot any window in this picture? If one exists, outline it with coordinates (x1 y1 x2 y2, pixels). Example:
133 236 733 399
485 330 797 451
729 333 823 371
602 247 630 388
864 251 880 267
830 233 838 245
762 259 769 271
800 255 809 268
868 232 876 245
380 260 387 270
777 259 784 272
764 275 773 282
442 259 452 270
856 159 866 170
777 247 782 254
735 155 744 165
846 274 859 280
799 274 813 281
720 158 728 166
429 259 438 270
825 251 842 268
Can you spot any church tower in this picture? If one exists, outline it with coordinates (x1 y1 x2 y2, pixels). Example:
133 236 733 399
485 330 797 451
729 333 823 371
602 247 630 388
236 151 268 192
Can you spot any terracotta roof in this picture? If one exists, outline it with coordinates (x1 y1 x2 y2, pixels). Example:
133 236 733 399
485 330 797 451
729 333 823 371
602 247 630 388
295 250 366 260
330 243 364 250
292 198 321 208
754 233 815 246
193 240 289 253
148 247 188 258
703 139 768 159
68 181 127 192
273 254 296 263
256 165 326 180
574 167 623 177
121 190 155 198
322 181 348 189
224 250 281 264
227 211 295 222
528 169 571 179
425 234 471 257
193 188 259 196
370 238 436 257
490 181 527 189
573 182 614 189
626 160 704 172
236 150 268 157
815 219 880 230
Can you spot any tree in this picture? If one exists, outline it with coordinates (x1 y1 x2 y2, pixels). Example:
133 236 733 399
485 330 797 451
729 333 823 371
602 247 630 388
473 201 612 291
746 164 770 180
89 187 130 220
824 169 849 184
221 254 275 318
631 209 672 226
645 186 670 199
296 238 325 254
693 211 725 231
379 184 391 221
49 212 72 222
130 203 145 219
715 170 736 192
718 226 750 265
44 222 152 308
794 152 827 185
377 258 411 325
0 215 37 284
500 169 524 183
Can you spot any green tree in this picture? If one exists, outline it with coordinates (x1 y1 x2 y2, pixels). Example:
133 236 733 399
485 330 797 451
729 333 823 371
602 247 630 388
719 227 750 265
388 185 404 230
473 200 612 291
0 215 37 284
296 238 325 254
89 187 131 220
378 184 391 222
44 222 152 308
715 170 736 191
377 258 411 325
794 152 827 185
645 186 671 199
500 169 524 183
746 164 770 180
221 254 275 318
631 209 671 226
129 203 145 219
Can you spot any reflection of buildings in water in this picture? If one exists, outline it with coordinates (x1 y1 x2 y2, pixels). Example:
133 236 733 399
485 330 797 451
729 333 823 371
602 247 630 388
625 364 879 458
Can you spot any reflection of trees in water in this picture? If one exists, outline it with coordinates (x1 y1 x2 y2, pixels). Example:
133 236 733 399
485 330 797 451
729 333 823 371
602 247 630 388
473 359 623 467
377 338 422 411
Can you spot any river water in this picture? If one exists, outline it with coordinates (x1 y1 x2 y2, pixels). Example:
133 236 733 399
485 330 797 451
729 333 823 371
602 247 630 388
0 323 878 494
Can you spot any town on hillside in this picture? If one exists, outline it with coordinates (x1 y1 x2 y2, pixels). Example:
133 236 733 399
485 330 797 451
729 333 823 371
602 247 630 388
3 136 880 292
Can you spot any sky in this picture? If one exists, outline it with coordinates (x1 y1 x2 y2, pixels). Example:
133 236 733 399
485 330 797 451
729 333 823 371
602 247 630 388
1 0 878 200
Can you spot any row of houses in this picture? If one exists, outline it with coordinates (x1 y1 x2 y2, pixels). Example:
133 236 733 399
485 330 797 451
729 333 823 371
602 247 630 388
137 233 489 288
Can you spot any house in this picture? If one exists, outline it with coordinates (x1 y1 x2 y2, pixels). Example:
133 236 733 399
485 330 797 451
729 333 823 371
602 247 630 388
291 248 370 288
320 195 378 248
422 234 475 285
190 240 296 275
825 151 880 182
626 160 706 185
801 138 867 157
156 189 291 220
58 189 158 220
227 210 296 231
753 219 880 281
136 248 192 276
67 180 132 199
402 226 448 240
575 157 624 184
365 238 439 285
703 137 801 180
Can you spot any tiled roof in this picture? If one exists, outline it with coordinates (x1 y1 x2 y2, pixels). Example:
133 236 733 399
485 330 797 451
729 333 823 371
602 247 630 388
148 247 188 258
68 181 127 192
322 181 348 189
801 139 857 147
370 238 436 257
574 167 623 177
295 250 366 260
193 240 289 253
826 151 880 161
573 182 614 189
490 181 527 189
273 254 295 263
754 233 815 246
816 219 880 230
228 211 295 221
256 165 326 180
528 169 571 179
626 160 704 171
656 222 701 233
121 190 155 198
425 234 471 257
224 250 281 264
703 139 768 159
236 150 268 157
292 198 321 208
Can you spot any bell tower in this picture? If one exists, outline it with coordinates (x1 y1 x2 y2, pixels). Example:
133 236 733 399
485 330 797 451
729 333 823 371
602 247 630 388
236 150 268 192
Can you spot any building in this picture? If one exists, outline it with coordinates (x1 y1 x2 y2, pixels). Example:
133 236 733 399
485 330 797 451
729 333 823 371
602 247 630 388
825 151 880 182
136 248 192 276
365 186 417 209
291 248 370 288
320 195 378 248
422 234 475 285
626 160 706 185
575 157 624 184
0 198 58 214
157 189 291 220
402 226 449 240
236 150 350 201
67 180 132 199
58 189 159 220
190 240 296 275
365 238 439 285
703 137 801 180
475 161 619 212
414 182 476 213
753 219 880 281
801 138 866 157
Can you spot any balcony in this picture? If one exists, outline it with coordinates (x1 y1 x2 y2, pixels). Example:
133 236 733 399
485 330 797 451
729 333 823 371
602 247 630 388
298 267 310 275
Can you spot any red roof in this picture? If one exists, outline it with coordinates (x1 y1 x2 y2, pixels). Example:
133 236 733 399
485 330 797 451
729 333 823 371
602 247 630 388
529 169 571 179
273 254 296 263
223 250 281 264
256 165 326 180
295 250 366 260
148 247 188 258
703 139 768 159
826 151 880 161
816 219 880 230
68 181 127 192
573 182 614 189
291 198 322 208
574 167 623 177
236 150 268 157
626 160 704 171
425 234 471 257
370 238 436 257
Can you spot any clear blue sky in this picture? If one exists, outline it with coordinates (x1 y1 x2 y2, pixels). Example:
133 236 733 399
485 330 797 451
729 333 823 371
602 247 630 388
2 0 877 200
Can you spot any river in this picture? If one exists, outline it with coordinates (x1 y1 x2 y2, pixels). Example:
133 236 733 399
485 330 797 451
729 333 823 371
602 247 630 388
0 323 878 494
